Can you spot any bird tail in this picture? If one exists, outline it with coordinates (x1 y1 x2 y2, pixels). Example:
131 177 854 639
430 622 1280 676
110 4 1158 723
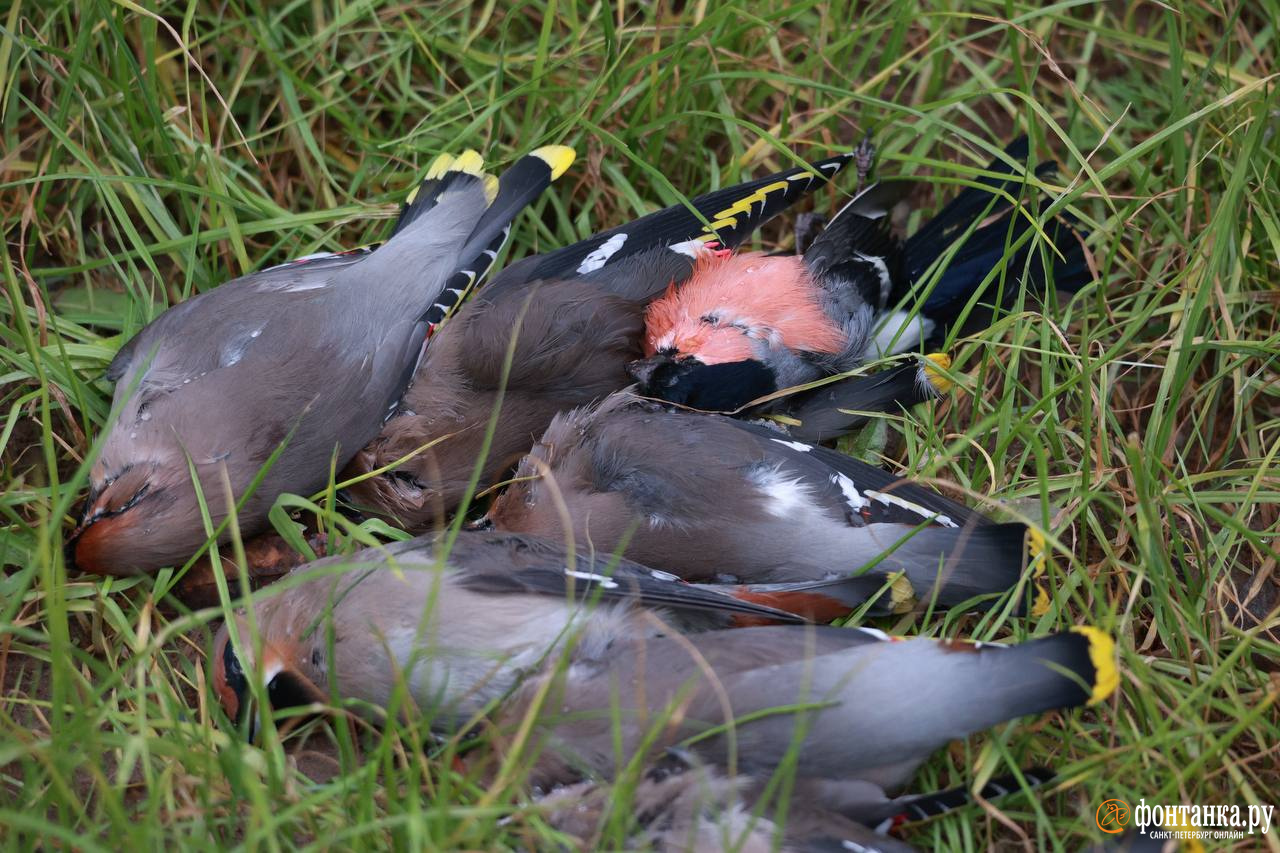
889 136 1091 342
496 151 857 284
722 520 1047 622
994 627 1119 711
867 520 1049 615
866 766 1057 829
390 149 499 238
417 145 576 325
784 353 953 442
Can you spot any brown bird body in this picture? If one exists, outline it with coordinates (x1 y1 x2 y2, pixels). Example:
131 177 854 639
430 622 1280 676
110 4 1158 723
535 753 927 853
535 751 1053 853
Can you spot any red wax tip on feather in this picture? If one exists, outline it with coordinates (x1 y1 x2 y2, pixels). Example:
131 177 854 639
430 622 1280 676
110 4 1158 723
728 589 854 624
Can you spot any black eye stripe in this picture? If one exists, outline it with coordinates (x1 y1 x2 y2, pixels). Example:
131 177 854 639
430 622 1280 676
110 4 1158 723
222 639 247 694
89 483 157 524
221 639 249 726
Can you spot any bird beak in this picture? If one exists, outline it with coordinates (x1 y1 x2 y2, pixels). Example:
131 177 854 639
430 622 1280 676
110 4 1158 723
627 354 670 387
253 662 332 743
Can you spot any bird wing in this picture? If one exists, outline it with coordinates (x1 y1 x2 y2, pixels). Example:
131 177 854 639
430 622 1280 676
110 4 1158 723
487 152 855 290
451 532 805 625
719 415 992 528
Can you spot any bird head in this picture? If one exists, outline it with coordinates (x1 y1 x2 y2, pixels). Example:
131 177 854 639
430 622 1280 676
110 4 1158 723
67 459 196 575
628 354 777 412
211 616 327 740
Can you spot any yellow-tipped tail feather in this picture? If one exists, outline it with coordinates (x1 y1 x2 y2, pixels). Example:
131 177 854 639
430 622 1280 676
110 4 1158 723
532 144 576 180
923 353 954 393
1071 626 1118 705
888 572 916 614
412 149 495 204
451 149 486 176
1025 527 1051 617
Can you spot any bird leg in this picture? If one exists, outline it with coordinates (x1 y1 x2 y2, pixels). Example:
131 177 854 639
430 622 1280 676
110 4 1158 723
792 211 828 254
853 134 876 193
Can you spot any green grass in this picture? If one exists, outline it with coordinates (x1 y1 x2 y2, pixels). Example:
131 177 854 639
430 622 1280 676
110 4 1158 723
2 0 1278 848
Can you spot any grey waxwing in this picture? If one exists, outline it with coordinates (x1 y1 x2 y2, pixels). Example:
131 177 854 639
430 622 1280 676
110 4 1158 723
69 147 574 575
209 530 1117 795
342 151 858 529
631 136 1094 423
483 392 1050 621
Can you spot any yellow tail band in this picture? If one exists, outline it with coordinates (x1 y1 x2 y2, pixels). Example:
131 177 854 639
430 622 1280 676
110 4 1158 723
425 149 487 181
1071 626 1119 705
416 149 497 203
531 145 577 180
889 573 916 614
923 353 954 393
1025 527 1051 617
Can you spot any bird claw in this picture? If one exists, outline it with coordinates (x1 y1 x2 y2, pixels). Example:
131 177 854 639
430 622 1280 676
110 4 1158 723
854 134 876 194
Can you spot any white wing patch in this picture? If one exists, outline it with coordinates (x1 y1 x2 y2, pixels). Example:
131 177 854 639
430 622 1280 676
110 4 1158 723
831 472 869 511
564 569 619 589
770 438 813 453
667 238 708 259
854 251 892 306
576 232 628 273
863 488 957 528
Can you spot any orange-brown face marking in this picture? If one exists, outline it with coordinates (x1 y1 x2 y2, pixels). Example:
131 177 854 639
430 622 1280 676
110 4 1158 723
68 510 138 576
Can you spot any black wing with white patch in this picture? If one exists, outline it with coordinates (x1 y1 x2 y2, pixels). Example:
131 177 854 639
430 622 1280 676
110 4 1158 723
722 416 993 529
491 152 855 287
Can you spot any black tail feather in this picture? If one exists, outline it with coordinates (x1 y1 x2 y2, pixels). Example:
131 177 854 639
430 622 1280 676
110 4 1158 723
391 150 494 239
882 136 1092 336
889 766 1057 825
784 357 946 443
901 136 1036 278
456 148 570 270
